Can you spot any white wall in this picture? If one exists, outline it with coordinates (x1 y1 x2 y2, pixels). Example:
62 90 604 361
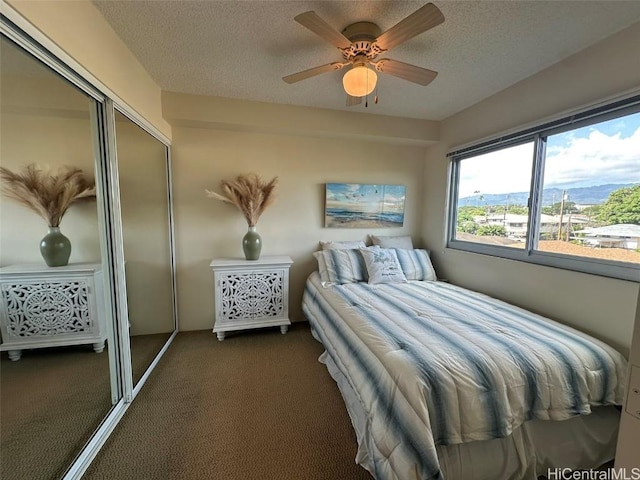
422 22 640 356
163 92 438 331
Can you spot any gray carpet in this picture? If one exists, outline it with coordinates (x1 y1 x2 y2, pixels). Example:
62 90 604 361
84 324 372 480
0 333 170 480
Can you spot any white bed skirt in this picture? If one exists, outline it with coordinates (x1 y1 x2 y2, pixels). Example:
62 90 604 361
318 349 620 480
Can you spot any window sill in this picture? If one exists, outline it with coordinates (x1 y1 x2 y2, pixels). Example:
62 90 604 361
446 240 640 283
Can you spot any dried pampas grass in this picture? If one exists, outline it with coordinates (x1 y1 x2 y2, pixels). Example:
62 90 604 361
0 164 96 227
206 173 278 227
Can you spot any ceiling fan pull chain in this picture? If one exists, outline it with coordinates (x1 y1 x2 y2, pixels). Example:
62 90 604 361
375 84 379 104
365 68 369 107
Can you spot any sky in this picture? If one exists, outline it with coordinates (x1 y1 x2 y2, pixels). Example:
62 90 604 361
458 111 640 199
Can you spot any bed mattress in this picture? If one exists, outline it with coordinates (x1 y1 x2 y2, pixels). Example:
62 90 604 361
302 272 627 480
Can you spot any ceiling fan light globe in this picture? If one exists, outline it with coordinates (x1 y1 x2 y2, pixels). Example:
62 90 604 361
342 65 377 97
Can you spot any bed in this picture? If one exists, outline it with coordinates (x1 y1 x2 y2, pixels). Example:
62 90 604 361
301 245 627 480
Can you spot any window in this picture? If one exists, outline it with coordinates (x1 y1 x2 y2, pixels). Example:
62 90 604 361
455 142 534 244
448 98 640 282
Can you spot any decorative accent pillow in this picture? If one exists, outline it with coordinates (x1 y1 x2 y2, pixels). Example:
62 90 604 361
313 249 368 285
359 247 407 284
393 249 437 281
370 234 414 249
320 240 366 250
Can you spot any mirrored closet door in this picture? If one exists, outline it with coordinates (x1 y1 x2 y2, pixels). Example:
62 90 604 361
113 109 176 387
0 13 177 480
0 34 121 480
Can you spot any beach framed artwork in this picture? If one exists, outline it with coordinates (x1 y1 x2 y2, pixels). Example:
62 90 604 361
324 183 406 228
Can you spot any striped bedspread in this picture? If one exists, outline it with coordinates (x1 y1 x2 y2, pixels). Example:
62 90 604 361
302 272 627 480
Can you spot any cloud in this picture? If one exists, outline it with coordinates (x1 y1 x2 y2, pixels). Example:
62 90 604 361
544 126 640 187
459 120 640 198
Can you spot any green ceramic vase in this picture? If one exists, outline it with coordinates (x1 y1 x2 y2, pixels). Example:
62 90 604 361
242 226 262 261
40 226 71 267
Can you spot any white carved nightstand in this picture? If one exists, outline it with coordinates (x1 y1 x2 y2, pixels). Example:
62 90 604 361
210 256 293 341
0 263 107 361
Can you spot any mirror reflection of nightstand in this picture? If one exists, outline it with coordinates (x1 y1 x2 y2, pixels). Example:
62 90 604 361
0 263 107 360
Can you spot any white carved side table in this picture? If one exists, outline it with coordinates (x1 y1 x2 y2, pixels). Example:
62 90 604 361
0 263 107 361
210 256 293 341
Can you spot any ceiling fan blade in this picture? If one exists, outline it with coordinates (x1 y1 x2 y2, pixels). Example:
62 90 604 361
346 95 362 107
375 58 438 86
283 62 346 84
294 11 352 49
373 3 444 52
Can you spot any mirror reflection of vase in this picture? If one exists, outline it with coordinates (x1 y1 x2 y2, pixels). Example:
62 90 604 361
0 35 117 480
1 17 177 480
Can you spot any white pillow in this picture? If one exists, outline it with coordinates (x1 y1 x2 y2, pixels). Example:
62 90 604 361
313 249 368 285
394 249 437 281
320 240 366 250
359 247 407 284
370 235 413 249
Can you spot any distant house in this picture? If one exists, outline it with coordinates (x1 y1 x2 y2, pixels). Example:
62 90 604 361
578 224 640 250
474 213 589 239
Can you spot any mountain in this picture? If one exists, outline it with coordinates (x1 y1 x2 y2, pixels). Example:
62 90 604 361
460 183 637 207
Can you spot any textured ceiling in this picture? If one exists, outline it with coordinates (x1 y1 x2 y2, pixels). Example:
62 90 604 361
91 1 640 121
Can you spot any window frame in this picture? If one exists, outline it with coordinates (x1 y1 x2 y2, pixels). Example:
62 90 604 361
446 96 640 283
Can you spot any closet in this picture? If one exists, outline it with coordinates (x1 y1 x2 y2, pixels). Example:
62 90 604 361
0 15 177 480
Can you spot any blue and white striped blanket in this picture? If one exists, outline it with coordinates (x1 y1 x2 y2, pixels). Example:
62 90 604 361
302 272 627 480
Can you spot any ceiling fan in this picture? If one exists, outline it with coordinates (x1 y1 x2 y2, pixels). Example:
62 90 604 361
283 3 445 106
